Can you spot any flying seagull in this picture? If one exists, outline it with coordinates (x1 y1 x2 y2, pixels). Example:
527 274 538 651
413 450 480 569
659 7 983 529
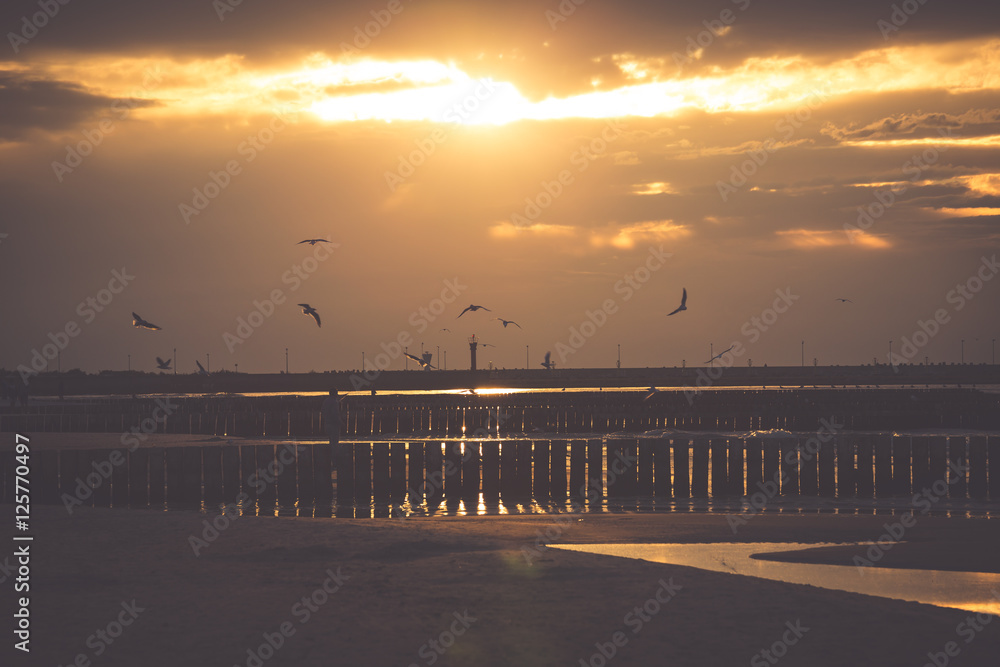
132 312 161 330
644 386 660 401
440 328 451 332
298 304 321 328
404 352 436 370
705 345 736 364
195 359 209 376
298 239 333 246
667 288 688 316
480 342 497 348
834 298 853 303
496 318 522 329
540 351 555 370
457 304 491 318
155 357 172 370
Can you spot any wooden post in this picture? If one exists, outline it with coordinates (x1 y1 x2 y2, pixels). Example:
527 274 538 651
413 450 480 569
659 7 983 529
912 437 931 493
389 442 407 502
968 436 988 500
463 441 480 504
551 439 568 501
514 441 533 499
425 441 443 508
500 440 516 501
637 439 654 498
255 445 276 508
313 443 334 504
481 441 500 502
372 442 390 501
297 445 315 508
353 442 372 505
222 446 241 504
854 436 873 498
710 439 727 498
406 442 424 506
873 436 892 498
444 441 463 500
533 439 551 501
762 440 780 496
673 439 690 499
947 437 967 499
606 439 623 498
691 439 709 498
653 438 671 498
728 438 744 496
336 443 355 506
779 440 798 497
570 440 586 501
202 446 224 506
799 439 818 496
274 444 297 509
180 447 202 506
148 448 165 508
745 439 762 497
835 436 856 498
586 438 602 501
892 436 912 496
818 441 835 497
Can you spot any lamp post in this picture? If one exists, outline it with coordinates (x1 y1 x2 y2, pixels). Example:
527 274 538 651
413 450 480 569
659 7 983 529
617 343 621 369
285 348 289 374
888 340 893 367
526 345 529 369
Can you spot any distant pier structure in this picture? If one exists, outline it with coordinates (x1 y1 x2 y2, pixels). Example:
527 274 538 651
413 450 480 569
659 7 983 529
469 334 478 372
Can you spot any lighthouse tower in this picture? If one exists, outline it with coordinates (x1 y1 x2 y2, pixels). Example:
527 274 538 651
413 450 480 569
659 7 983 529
469 334 478 371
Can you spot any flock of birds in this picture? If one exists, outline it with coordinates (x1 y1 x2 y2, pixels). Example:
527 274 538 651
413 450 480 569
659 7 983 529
133 255 855 374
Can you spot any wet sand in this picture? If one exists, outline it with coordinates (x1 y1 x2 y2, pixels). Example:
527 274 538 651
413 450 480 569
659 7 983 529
9 506 1000 666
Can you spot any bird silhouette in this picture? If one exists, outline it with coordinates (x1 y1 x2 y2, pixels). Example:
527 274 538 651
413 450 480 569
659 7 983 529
834 298 853 303
667 288 687 316
644 386 660 401
458 304 491 318
404 352 436 370
155 357 172 370
298 239 333 246
705 345 736 364
496 318 522 329
298 304 321 327
540 351 555 369
132 312 161 330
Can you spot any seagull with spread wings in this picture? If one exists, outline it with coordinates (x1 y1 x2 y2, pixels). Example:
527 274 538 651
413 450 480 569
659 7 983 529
195 359 209 376
540 351 555 369
834 298 853 303
132 312 161 330
667 288 688 316
298 239 333 246
705 345 736 364
404 352 436 370
457 304 491 318
496 318 522 329
298 304 321 328
155 357 172 370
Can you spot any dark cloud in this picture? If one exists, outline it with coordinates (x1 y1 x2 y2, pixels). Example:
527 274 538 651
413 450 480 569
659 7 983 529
0 70 156 139
822 108 1000 141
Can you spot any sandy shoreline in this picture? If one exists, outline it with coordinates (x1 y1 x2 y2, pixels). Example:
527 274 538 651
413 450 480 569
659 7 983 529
4 507 999 666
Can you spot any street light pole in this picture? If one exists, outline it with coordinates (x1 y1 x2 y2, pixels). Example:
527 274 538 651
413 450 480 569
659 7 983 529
526 345 529 369
617 343 621 369
285 348 289 374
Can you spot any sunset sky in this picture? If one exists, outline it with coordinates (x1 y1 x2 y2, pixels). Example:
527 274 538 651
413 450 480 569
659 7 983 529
1 0 998 376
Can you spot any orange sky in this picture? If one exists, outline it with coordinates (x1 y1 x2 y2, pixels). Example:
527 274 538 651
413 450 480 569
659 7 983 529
1 0 998 375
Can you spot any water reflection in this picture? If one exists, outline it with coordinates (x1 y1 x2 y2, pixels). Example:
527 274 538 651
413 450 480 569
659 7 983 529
550 542 1000 614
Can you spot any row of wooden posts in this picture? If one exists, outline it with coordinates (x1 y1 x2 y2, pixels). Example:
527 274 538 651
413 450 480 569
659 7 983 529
4 435 999 512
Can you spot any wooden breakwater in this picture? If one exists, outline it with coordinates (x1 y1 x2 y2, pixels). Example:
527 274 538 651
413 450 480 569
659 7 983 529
1 388 998 437
4 435 998 515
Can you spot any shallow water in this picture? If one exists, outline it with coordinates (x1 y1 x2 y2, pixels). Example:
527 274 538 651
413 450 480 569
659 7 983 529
550 542 1000 614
